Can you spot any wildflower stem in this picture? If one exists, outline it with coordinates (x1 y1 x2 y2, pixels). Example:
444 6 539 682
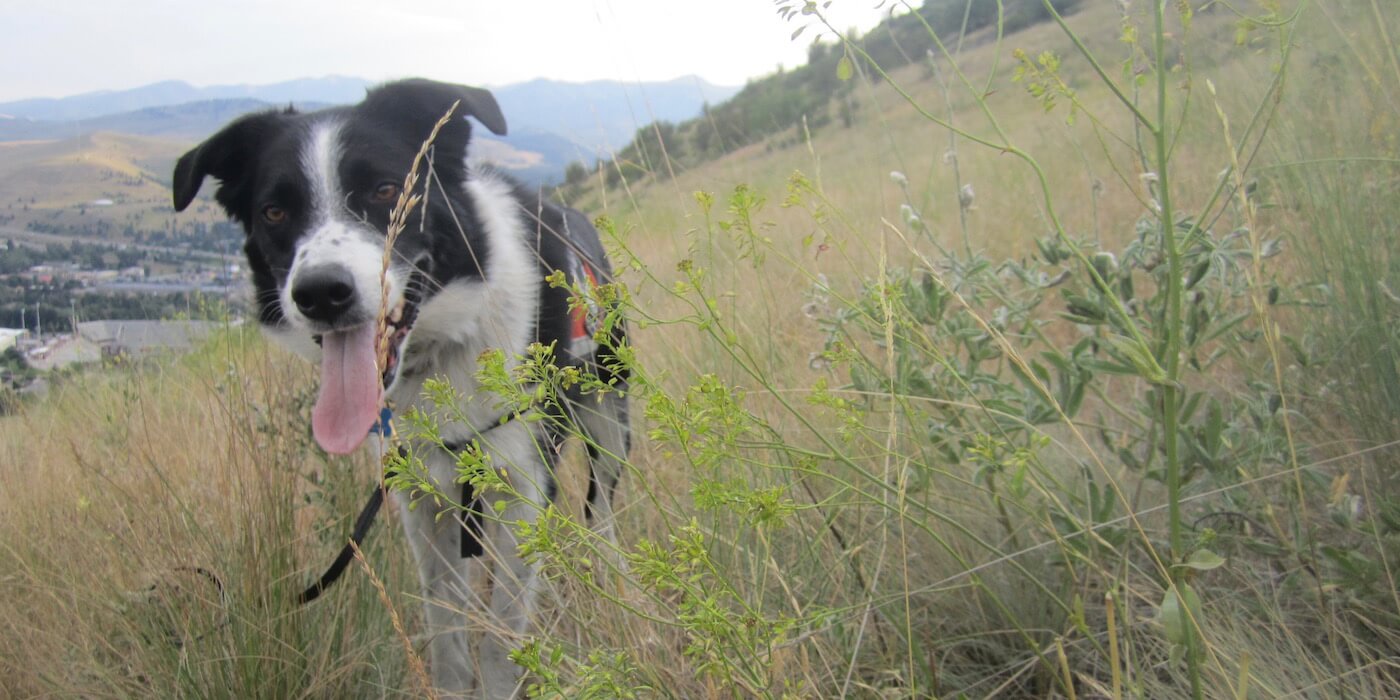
1044 0 1155 130
1151 0 1182 572
1149 1 1201 697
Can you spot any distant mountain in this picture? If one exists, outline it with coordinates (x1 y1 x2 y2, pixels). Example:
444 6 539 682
0 77 371 122
0 75 740 185
473 130 599 189
492 77 740 154
0 99 331 142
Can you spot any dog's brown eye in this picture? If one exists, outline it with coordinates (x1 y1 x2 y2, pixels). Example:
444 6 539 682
371 182 400 204
262 205 287 224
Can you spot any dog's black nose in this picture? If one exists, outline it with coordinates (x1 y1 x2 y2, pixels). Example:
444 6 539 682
291 266 357 324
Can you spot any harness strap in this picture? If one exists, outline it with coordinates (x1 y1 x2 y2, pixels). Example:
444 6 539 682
459 482 485 558
442 413 512 560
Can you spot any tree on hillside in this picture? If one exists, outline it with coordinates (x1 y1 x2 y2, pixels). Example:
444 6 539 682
563 161 589 188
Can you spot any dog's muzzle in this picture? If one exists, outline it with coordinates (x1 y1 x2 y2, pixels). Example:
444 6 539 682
304 267 424 455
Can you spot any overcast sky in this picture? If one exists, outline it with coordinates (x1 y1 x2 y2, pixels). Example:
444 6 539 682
0 0 894 102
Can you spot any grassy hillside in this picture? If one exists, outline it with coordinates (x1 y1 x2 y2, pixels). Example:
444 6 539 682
4 1 1400 698
0 131 228 237
0 132 173 206
561 0 1088 193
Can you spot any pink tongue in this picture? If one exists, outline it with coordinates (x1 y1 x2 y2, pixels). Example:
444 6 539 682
312 324 383 454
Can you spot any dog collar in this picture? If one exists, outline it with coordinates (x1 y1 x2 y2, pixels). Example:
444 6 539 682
368 407 395 437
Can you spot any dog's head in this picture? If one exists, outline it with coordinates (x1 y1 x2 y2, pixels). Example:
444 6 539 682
172 79 508 454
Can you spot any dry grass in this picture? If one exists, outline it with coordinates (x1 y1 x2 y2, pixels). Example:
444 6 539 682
3 1 1399 697
0 330 417 696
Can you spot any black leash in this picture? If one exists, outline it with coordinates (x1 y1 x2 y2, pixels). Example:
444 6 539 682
297 413 516 604
298 480 389 604
297 459 485 604
150 406 559 646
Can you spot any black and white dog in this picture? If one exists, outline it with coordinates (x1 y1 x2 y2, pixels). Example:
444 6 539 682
172 79 629 697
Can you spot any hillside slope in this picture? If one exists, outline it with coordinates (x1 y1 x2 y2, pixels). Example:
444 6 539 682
0 132 183 208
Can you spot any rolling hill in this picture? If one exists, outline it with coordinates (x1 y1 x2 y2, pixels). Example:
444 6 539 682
0 132 184 209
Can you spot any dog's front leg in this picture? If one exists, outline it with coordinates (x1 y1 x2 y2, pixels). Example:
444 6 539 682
476 500 541 699
395 460 488 697
402 420 548 699
471 419 552 699
572 391 630 547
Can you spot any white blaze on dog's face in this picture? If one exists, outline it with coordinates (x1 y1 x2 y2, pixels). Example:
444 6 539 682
171 80 508 454
275 119 406 455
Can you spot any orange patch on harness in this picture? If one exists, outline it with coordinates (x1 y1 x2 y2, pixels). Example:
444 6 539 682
571 264 599 340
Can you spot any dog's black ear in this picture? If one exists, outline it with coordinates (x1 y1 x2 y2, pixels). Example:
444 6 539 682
172 110 284 215
362 79 508 138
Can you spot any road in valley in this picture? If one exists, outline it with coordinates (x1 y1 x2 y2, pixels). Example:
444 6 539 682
0 224 233 263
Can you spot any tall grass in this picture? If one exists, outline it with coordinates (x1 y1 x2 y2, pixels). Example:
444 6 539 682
1270 0 1400 465
0 329 418 696
3 1 1400 698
